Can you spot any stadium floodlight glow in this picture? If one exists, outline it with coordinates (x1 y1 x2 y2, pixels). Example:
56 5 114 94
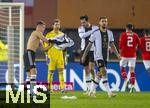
0 3 24 85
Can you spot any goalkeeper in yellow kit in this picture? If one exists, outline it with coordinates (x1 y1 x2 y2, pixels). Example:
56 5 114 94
44 19 74 93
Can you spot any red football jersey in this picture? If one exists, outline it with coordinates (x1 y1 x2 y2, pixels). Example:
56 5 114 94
139 36 150 60
119 31 140 57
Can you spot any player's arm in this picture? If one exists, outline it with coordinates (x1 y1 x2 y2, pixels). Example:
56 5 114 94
118 33 124 55
43 43 53 52
110 42 121 60
78 27 98 39
78 30 92 38
81 42 93 63
63 49 68 65
39 40 53 52
42 33 53 51
81 33 95 63
109 31 120 59
138 38 143 49
35 31 49 43
119 33 124 49
137 35 141 49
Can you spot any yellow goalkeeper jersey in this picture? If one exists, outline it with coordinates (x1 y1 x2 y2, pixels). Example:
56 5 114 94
44 30 64 59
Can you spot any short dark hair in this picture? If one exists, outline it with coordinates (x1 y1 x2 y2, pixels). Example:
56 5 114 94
143 29 150 36
99 16 107 21
80 15 88 21
126 23 134 30
36 20 46 26
52 19 60 25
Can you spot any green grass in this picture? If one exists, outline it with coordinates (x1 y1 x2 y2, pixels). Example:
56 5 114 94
50 91 150 108
1 90 150 108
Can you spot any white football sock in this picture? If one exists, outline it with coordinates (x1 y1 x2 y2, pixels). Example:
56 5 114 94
90 75 100 93
102 78 111 95
86 73 92 91
30 75 36 94
26 72 30 82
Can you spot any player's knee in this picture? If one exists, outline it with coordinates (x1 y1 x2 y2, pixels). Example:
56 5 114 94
129 67 135 72
99 67 107 76
84 66 90 74
48 70 54 74
30 68 36 75
102 73 107 77
89 62 95 69
58 68 64 72
89 66 94 73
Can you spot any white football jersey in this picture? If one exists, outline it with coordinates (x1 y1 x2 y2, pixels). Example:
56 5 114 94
89 29 114 61
78 25 99 51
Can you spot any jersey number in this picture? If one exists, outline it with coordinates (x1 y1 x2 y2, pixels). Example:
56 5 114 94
127 36 133 47
146 42 150 51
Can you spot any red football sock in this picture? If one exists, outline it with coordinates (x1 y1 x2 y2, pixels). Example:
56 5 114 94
121 67 127 80
130 72 135 85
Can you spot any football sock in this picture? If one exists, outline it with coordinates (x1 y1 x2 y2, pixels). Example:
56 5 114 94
86 80 91 92
130 72 135 86
26 72 30 94
30 74 36 94
121 67 127 80
86 73 92 91
47 72 53 90
59 71 65 90
102 78 111 95
26 72 30 86
90 75 100 93
26 72 30 82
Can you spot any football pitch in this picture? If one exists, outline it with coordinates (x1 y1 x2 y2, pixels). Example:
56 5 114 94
1 90 150 108
50 91 150 108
